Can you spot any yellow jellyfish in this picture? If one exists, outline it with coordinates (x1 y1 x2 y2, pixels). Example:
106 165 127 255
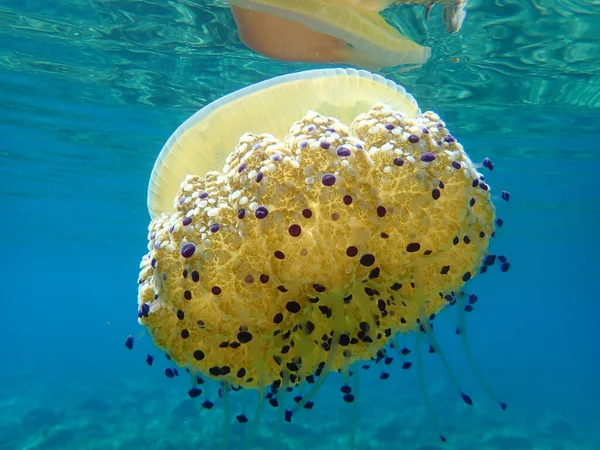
222 0 469 69
136 68 504 446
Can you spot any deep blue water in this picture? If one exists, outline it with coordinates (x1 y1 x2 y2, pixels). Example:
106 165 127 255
1 1 600 449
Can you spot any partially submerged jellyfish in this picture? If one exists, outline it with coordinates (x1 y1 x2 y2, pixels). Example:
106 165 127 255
131 68 510 448
223 0 470 70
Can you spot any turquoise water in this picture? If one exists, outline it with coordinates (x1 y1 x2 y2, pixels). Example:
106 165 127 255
1 1 599 449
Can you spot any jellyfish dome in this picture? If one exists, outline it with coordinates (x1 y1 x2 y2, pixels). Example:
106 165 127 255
136 68 499 423
224 0 469 70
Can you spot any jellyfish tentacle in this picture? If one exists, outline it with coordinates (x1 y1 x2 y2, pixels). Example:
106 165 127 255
412 333 447 443
271 382 285 448
292 333 340 415
244 389 266 448
349 364 359 450
291 295 346 414
418 309 473 405
413 263 473 406
221 383 232 450
455 292 507 410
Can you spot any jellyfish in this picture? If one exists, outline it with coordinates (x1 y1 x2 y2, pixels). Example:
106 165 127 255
223 0 469 70
133 68 508 448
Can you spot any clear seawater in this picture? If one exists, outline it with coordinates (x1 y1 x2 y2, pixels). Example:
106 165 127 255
1 1 599 449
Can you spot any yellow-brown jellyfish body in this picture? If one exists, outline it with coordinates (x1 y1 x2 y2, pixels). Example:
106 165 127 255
223 0 469 69
137 68 503 443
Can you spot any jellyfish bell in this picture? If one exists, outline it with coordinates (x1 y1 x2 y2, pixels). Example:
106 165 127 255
224 0 431 70
135 68 507 448
229 6 351 64
221 0 470 70
147 68 420 218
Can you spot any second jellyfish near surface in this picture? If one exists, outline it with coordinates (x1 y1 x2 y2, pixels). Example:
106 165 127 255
224 0 469 70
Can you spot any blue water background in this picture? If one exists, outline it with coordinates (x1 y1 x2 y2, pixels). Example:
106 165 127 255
1 1 600 449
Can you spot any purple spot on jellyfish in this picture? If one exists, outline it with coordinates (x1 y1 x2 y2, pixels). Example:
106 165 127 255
288 224 302 237
420 152 436 163
181 243 196 258
337 147 351 157
321 174 336 186
255 206 269 219
484 254 497 266
360 254 375 267
483 157 494 171
188 387 202 398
